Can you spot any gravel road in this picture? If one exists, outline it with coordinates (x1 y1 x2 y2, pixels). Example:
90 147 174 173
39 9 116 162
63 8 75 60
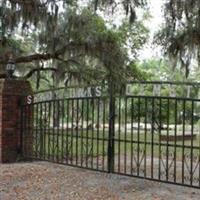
0 161 200 200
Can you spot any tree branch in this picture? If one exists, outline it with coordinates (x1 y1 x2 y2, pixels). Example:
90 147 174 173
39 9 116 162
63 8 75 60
0 42 81 64
56 56 82 67
24 67 57 79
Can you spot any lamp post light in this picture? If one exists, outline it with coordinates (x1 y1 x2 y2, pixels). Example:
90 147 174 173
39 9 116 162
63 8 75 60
6 58 16 78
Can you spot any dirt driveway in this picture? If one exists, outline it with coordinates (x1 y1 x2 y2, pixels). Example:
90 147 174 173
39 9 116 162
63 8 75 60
0 161 200 200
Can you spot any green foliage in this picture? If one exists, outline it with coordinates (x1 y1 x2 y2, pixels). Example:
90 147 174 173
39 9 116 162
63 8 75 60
0 37 24 55
117 20 149 57
137 59 188 81
155 0 200 76
28 8 148 90
1 0 149 90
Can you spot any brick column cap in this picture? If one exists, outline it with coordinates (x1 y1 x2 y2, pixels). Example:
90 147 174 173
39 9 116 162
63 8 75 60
0 79 33 96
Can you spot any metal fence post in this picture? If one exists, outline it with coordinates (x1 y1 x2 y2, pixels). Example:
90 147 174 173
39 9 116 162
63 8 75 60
108 79 115 173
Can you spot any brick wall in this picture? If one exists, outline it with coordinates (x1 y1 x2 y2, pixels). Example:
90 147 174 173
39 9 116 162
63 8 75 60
0 79 32 163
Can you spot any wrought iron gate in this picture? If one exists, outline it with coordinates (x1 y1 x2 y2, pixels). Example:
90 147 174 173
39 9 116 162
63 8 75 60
21 96 111 172
21 81 200 188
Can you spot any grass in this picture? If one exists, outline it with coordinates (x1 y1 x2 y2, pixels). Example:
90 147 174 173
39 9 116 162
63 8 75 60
25 127 200 162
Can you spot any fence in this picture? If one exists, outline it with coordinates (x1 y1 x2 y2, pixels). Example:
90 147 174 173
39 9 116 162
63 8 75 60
21 81 200 188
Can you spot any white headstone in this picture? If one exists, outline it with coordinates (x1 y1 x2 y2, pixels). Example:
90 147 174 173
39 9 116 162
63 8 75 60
153 84 161 96
169 84 176 97
187 86 191 98
139 84 145 96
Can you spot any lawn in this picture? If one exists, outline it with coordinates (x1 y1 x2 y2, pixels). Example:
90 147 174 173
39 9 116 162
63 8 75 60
23 126 200 162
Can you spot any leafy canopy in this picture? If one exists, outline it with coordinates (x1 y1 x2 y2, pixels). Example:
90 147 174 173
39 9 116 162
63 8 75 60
0 0 148 88
155 0 200 77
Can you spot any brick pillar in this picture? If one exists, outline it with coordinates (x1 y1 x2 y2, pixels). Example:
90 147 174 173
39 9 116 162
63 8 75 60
0 79 33 163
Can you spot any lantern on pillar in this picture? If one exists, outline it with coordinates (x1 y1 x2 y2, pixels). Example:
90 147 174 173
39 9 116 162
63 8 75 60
6 58 16 78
